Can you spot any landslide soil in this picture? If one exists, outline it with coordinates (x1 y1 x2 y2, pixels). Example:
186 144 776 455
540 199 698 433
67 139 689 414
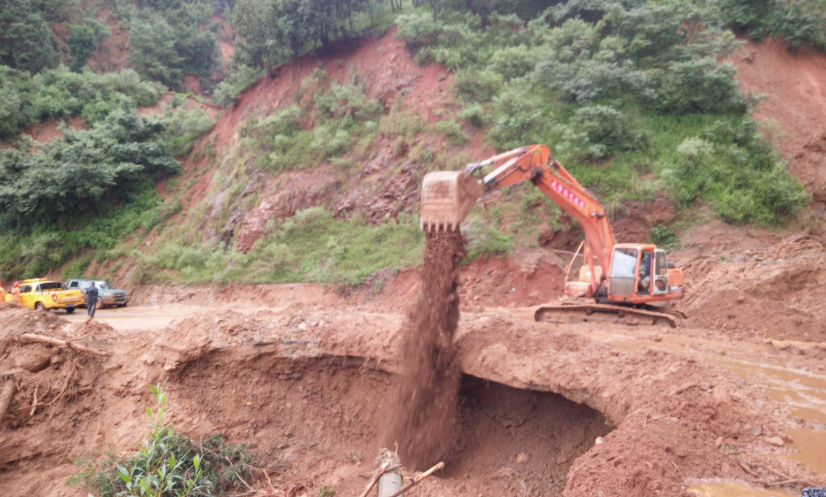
2 264 824 497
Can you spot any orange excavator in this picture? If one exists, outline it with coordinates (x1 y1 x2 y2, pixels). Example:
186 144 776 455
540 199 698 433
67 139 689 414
420 144 685 327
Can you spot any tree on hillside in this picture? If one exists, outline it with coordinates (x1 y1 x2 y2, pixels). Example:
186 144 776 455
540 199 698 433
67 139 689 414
232 0 287 72
0 101 179 226
0 0 58 73
129 16 184 88
68 25 96 72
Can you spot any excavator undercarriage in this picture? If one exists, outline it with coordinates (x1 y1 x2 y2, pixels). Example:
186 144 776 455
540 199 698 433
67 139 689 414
534 302 679 328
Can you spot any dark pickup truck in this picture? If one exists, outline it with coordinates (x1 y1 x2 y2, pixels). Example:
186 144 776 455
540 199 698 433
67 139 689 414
63 279 129 308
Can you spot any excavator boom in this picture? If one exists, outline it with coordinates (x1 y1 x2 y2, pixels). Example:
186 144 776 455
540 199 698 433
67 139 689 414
419 144 684 328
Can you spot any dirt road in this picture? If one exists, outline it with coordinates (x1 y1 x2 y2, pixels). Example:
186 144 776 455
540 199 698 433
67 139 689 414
61 304 271 331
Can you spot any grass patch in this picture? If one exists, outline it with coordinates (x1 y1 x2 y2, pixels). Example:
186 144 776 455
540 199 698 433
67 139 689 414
134 208 424 287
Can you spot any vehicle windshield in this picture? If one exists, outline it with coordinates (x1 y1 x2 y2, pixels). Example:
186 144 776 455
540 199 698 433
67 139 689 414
610 248 638 278
39 282 62 291
79 280 111 289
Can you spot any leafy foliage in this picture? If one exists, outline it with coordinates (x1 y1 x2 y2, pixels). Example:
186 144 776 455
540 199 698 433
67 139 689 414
0 0 58 73
397 1 806 225
135 208 424 286
68 22 109 73
240 69 381 173
68 383 252 497
0 102 179 227
718 0 826 49
462 220 513 262
0 66 163 140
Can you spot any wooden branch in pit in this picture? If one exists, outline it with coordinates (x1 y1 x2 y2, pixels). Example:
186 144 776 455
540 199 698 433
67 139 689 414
356 460 391 497
18 334 109 356
385 462 444 497
0 378 16 422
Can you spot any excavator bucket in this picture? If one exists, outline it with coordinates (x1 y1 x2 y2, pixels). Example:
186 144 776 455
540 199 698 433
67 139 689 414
420 171 484 231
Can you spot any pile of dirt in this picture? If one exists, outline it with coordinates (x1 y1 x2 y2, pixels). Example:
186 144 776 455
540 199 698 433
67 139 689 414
0 303 115 477
385 230 465 470
678 236 826 343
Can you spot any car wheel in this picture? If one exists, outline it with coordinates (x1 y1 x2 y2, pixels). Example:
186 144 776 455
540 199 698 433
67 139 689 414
34 302 46 311
66 308 75 314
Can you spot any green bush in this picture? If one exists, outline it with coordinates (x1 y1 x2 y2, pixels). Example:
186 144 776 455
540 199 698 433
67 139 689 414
459 103 486 128
487 45 541 81
657 59 745 114
650 224 679 251
434 120 470 146
568 105 647 159
487 81 544 150
165 105 216 156
68 382 252 497
0 101 179 226
212 63 261 106
451 69 503 103
0 0 58 73
0 66 163 140
463 220 513 262
137 208 424 286
62 256 92 280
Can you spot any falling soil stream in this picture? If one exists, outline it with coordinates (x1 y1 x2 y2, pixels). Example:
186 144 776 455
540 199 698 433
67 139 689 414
386 230 465 470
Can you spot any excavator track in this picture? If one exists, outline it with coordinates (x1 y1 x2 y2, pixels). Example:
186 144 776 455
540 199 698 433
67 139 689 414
534 303 677 328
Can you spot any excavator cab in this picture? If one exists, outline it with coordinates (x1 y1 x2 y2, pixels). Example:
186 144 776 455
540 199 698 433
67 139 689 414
606 244 683 303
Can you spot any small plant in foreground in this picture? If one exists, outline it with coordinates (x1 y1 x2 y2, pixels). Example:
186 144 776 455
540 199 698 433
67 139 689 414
68 382 251 497
318 483 336 497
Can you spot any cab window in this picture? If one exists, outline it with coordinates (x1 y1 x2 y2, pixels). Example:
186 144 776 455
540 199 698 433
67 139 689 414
610 248 638 278
70 281 78 288
655 252 667 276
20 285 32 293
40 282 62 291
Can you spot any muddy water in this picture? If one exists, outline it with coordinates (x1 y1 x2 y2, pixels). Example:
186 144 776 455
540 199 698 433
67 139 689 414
575 327 826 423
688 481 797 497
786 428 826 474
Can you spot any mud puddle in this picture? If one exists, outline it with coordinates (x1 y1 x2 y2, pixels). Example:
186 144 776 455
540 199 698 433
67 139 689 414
785 428 826 474
689 481 797 497
574 326 826 423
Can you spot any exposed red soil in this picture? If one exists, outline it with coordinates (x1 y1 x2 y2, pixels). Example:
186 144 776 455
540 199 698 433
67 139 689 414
196 27 498 251
678 234 826 343
184 75 203 95
23 115 87 144
88 8 130 72
730 37 826 207
2 295 820 497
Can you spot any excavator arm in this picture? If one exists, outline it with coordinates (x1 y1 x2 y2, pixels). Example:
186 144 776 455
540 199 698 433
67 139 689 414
421 145 616 293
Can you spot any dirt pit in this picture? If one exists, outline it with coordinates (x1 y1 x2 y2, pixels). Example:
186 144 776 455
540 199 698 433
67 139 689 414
445 376 610 496
168 351 609 497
